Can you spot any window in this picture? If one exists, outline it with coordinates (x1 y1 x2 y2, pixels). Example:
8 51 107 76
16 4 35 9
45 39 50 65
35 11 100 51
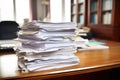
0 0 14 21
0 0 30 25
50 0 71 22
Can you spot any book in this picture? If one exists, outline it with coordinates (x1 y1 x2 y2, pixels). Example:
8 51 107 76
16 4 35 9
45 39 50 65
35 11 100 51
103 12 111 24
78 15 84 24
78 0 84 3
102 0 112 10
79 4 84 13
91 13 97 24
91 1 97 11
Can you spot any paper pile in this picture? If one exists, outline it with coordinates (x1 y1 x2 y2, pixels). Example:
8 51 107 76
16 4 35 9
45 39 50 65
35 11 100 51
15 21 79 72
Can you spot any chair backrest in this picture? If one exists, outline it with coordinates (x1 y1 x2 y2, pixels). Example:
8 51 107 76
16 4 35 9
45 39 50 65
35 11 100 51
0 21 19 40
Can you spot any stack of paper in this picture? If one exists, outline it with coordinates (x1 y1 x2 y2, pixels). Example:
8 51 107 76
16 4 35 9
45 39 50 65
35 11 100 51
15 21 79 72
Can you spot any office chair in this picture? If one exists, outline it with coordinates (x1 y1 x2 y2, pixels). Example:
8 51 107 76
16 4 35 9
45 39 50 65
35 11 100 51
0 21 19 40
0 21 22 50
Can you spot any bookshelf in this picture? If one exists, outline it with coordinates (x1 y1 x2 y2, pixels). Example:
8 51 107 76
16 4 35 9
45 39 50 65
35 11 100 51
88 0 120 41
71 0 87 27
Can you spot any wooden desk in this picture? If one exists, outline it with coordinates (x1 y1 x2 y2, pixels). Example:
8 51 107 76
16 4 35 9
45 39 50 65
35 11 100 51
0 40 120 80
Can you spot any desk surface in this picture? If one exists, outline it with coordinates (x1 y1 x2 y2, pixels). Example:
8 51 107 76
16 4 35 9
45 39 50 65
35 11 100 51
0 40 120 80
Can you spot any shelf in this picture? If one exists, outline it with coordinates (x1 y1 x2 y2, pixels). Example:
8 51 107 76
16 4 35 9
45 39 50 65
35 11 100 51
90 11 98 13
78 13 84 15
71 0 86 26
78 3 84 5
102 10 112 13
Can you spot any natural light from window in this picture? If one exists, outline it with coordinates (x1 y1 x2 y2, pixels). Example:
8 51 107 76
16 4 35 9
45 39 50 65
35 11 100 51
0 0 30 25
0 0 14 21
16 0 30 25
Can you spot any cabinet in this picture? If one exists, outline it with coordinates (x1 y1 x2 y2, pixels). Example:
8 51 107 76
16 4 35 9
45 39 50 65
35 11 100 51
71 0 87 26
88 0 120 41
71 0 120 41
88 0 112 25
